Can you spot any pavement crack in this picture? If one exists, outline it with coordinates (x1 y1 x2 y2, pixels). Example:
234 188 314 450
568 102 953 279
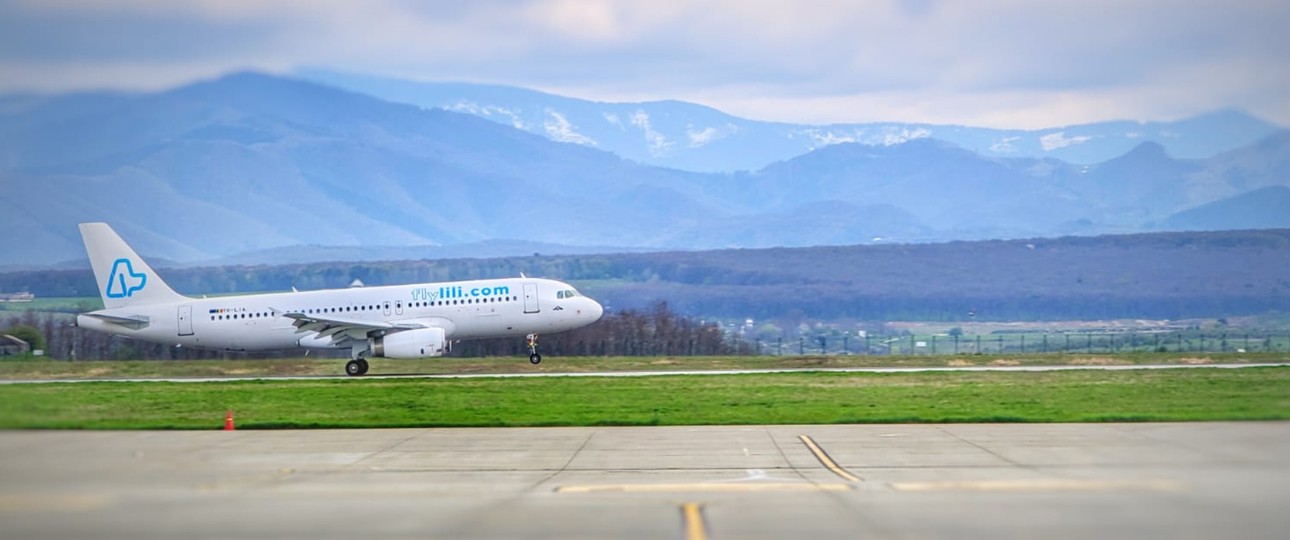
532 428 596 492
768 428 815 485
934 425 1038 473
347 430 421 469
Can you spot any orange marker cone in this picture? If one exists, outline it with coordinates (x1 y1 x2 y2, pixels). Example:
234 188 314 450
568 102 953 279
224 409 235 431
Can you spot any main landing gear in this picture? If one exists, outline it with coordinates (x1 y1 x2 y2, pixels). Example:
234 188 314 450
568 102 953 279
346 343 371 377
527 333 542 365
346 357 370 376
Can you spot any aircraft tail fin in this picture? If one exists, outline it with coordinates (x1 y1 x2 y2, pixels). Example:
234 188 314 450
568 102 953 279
79 223 187 309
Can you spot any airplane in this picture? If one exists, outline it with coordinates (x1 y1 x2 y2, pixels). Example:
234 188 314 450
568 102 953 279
74 222 604 376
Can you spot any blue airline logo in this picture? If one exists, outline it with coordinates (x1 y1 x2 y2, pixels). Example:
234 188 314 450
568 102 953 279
105 258 147 298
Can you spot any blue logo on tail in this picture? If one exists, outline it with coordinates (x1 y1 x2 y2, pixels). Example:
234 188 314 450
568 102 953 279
106 258 147 298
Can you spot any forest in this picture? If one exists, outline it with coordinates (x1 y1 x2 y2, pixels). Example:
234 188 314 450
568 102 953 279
3 228 1288 323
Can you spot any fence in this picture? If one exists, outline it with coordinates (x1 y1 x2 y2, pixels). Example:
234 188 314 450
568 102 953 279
749 332 1290 356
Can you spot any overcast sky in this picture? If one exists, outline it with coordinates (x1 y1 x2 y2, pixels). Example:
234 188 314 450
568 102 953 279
1 0 1286 129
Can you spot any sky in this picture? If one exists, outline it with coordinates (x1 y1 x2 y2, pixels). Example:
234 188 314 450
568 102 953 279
0 0 1286 129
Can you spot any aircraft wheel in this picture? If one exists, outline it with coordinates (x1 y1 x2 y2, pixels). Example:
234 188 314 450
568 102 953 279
529 353 542 365
346 359 365 376
358 359 370 375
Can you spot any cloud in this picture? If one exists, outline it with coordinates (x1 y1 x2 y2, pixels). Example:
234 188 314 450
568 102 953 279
0 0 1286 128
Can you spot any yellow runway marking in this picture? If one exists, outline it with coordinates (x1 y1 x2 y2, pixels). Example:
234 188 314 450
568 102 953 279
799 435 861 483
890 479 1186 492
680 503 709 540
555 482 855 494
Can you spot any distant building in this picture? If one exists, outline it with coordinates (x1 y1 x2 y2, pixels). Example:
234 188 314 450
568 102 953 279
0 335 30 356
0 292 34 303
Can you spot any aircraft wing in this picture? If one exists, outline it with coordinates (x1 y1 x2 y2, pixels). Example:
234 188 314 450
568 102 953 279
281 312 429 347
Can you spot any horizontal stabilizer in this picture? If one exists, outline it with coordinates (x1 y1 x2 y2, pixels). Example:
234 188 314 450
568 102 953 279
82 312 151 330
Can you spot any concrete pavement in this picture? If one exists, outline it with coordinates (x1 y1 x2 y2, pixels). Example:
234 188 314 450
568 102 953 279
0 423 1287 539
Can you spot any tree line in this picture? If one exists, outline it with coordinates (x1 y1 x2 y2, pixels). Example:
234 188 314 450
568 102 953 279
3 228 1288 322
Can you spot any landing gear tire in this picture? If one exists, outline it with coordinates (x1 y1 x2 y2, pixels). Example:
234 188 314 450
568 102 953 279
346 358 370 377
526 333 541 365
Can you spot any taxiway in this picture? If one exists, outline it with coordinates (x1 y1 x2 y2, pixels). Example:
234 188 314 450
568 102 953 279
0 423 1286 539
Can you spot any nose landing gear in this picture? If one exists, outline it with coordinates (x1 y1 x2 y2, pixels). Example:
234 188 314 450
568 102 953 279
526 333 542 365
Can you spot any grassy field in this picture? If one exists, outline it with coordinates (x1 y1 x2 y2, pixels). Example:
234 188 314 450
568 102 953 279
1 352 1286 380
0 296 101 313
0 366 1285 429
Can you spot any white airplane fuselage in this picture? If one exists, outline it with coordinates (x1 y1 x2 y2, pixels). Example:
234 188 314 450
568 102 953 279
78 277 602 352
74 222 603 375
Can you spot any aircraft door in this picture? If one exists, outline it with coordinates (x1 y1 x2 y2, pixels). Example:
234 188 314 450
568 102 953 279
523 283 539 313
383 302 391 316
396 301 404 316
178 305 194 336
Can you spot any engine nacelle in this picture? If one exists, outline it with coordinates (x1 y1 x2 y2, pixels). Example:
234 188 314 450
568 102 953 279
370 328 447 359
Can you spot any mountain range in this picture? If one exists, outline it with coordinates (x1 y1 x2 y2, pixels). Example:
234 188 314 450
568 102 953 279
0 71 1286 267
301 69 1284 173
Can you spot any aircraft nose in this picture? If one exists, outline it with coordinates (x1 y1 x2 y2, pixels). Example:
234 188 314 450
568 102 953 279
589 298 604 321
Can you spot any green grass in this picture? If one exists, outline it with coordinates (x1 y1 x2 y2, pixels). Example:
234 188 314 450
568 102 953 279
0 296 101 312
0 367 1285 429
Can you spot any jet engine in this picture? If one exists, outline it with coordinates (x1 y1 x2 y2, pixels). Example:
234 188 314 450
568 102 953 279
370 328 447 358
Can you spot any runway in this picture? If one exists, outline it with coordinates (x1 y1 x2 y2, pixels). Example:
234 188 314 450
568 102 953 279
1 423 1287 539
1 361 1285 384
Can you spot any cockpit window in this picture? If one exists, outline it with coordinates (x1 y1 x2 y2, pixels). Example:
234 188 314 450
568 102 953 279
556 289 579 299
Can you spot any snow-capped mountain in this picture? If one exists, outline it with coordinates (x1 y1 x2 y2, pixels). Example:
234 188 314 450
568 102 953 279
300 69 1283 173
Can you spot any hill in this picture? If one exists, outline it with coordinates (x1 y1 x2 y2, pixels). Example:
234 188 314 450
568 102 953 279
301 69 1284 172
1162 186 1290 230
4 229 1287 322
0 72 726 263
2 72 1288 266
